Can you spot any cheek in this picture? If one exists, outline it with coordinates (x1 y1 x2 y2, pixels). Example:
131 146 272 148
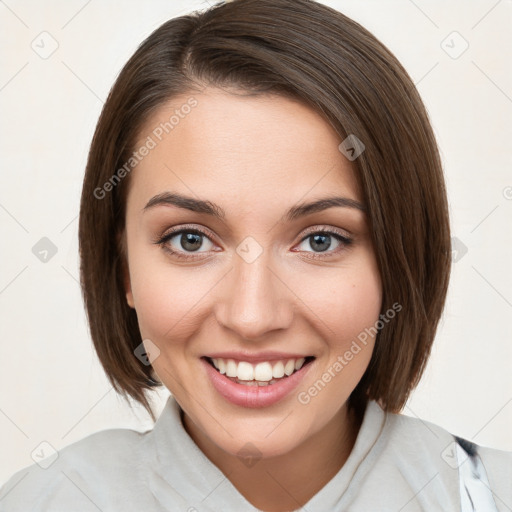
131 271 196 340
295 265 381 414
130 246 225 349
294 261 382 346
339 276 382 342
128 246 217 342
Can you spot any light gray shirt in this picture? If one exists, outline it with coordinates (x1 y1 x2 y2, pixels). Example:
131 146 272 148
1 395 511 511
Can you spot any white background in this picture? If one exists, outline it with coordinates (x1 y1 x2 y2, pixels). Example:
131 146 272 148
1 0 511 485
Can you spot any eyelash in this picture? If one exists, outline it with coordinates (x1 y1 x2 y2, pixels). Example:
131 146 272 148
153 224 353 261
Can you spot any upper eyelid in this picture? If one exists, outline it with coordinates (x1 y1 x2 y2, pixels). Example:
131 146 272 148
160 224 216 243
161 224 352 240
299 225 351 239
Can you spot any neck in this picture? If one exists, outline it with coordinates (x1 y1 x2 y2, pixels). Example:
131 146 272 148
181 402 363 512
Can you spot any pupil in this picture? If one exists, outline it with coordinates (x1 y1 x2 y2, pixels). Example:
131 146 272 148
181 232 202 251
311 234 330 252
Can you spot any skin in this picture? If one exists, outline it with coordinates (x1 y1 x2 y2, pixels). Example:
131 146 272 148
122 87 382 511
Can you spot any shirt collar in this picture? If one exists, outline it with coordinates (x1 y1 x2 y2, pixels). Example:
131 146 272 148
146 394 387 511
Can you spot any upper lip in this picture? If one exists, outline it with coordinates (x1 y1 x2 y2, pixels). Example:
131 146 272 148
203 351 314 364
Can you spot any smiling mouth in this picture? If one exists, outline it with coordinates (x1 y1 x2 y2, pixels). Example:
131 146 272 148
203 356 316 386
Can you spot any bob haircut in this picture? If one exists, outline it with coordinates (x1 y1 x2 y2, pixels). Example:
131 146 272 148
78 0 451 421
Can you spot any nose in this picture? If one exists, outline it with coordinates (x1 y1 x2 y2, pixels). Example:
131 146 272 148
215 250 294 340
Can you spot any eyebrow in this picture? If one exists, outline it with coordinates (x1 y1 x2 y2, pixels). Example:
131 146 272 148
143 192 366 222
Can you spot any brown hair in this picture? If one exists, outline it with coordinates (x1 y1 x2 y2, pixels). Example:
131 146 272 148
79 0 451 421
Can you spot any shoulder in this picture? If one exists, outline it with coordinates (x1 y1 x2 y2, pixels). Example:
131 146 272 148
386 407 512 464
0 426 153 511
382 406 512 509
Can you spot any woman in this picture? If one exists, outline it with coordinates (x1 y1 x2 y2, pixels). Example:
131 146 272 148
1 0 510 510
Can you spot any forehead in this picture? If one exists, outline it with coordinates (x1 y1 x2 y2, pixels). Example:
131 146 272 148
127 88 362 211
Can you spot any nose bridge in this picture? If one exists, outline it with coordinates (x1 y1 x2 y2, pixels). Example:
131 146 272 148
215 240 293 339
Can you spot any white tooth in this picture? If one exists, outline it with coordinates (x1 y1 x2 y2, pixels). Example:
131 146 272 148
225 359 238 377
212 358 220 370
284 359 295 376
294 357 305 371
239 380 258 386
237 361 254 381
217 358 226 374
257 381 269 386
254 362 273 381
272 361 285 378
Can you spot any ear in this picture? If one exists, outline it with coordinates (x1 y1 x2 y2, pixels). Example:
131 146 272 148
124 265 135 309
117 230 135 309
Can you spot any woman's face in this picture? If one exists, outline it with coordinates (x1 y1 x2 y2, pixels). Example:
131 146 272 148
122 87 382 459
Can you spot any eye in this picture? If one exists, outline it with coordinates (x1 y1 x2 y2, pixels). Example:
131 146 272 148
154 225 216 260
295 229 353 257
154 224 353 261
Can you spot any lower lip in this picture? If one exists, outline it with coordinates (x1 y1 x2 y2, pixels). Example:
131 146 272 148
201 357 314 408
